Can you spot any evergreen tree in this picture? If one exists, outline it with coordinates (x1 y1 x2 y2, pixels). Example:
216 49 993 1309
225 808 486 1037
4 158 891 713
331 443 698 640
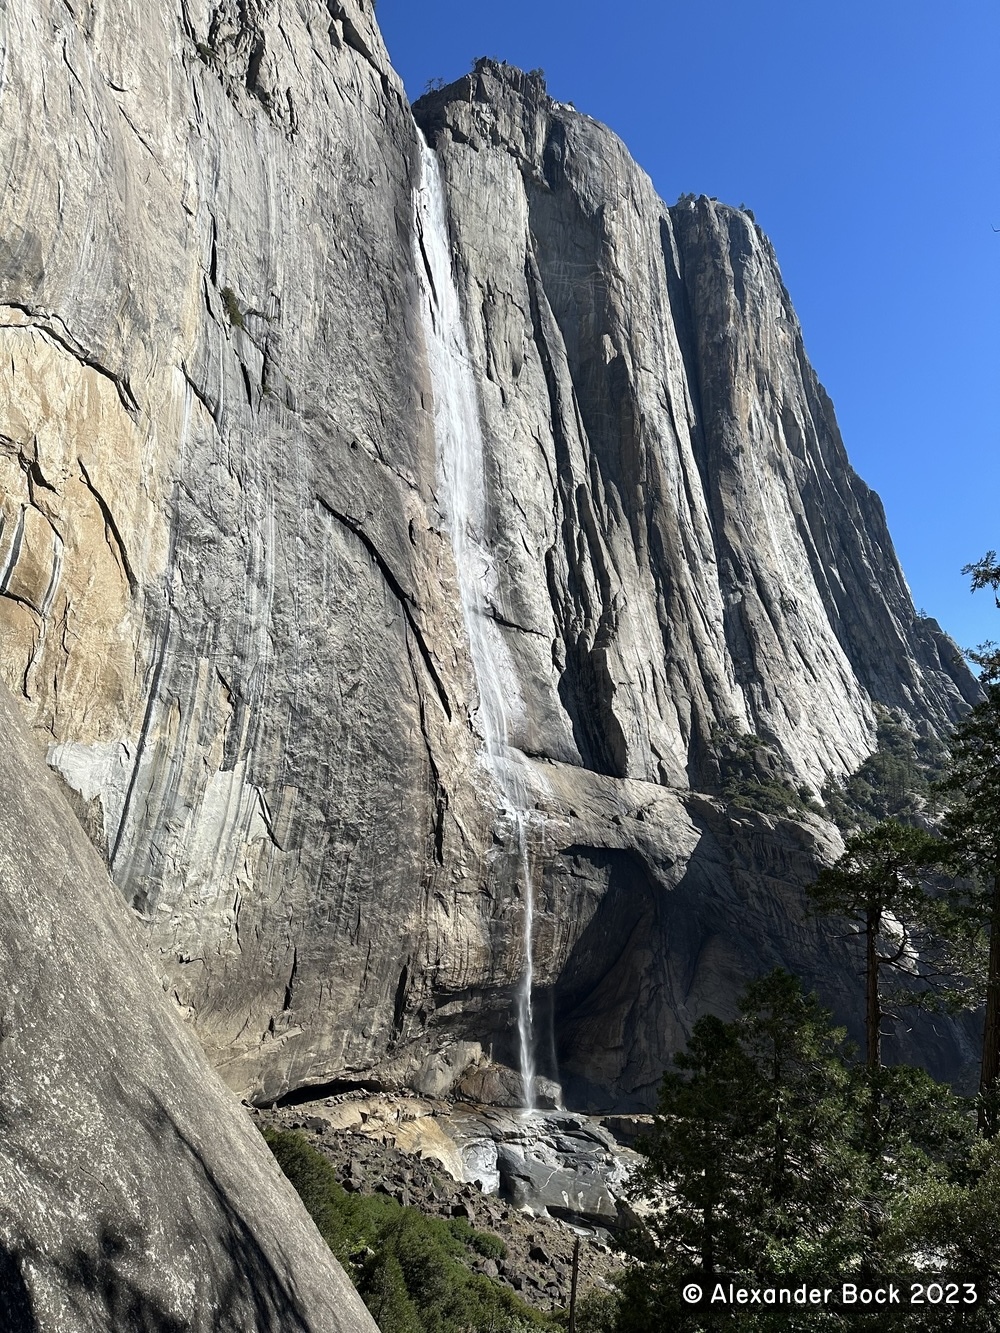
892 1134 1000 1300
734 972 867 1274
362 1249 425 1333
806 821 945 1073
862 1062 978 1278
628 1014 762 1281
621 972 866 1329
617 1005 982 1332
962 550 1000 682
821 711 947 833
937 685 1000 1134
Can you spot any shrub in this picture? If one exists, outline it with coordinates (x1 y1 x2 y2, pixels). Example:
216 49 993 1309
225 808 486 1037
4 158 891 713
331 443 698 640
469 1229 507 1262
708 723 822 818
221 285 245 329
447 1217 507 1261
263 1129 550 1332
822 709 946 832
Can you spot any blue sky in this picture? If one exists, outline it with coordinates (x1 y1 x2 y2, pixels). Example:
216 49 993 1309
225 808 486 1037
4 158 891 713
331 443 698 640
377 0 999 657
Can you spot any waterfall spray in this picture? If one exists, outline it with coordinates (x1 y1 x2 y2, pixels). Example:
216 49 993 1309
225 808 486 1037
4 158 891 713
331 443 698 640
412 131 539 1111
513 816 536 1111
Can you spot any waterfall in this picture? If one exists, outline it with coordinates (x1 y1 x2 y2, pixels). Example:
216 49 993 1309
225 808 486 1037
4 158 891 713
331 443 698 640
514 820 536 1111
412 130 538 1112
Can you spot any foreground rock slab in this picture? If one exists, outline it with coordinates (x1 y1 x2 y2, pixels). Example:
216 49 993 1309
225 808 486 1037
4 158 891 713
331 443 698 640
0 681 376 1333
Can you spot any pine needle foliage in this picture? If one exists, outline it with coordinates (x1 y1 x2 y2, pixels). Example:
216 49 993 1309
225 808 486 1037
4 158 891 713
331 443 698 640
607 976 989 1333
262 1128 550 1333
621 972 867 1315
821 711 946 833
806 821 957 1070
937 685 1000 1132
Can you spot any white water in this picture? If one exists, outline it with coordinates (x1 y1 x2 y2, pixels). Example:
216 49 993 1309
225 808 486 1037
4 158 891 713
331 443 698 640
514 824 535 1110
412 133 538 1112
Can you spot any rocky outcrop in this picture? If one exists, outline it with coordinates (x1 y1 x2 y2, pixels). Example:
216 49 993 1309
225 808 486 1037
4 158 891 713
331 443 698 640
260 1098 629 1311
269 1091 637 1229
0 2 978 1122
0 679 376 1332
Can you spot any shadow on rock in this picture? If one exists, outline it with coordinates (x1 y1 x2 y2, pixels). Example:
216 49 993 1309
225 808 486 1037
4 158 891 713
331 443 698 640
0 1240 38 1332
5 1086 317 1333
63 1224 187 1333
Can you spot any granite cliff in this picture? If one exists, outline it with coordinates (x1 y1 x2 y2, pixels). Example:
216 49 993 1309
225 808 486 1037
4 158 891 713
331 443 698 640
0 0 977 1139
0 677 377 1331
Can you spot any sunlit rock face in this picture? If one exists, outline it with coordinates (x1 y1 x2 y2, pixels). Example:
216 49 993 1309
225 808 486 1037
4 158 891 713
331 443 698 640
0 0 463 1102
0 3 977 1120
414 62 973 792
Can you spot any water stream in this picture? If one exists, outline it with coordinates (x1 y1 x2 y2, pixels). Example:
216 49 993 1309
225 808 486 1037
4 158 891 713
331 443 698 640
412 131 539 1111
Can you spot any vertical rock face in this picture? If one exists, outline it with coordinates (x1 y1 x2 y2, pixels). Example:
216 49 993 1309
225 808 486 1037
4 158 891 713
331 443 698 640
405 64 978 1099
0 679 377 1333
414 64 973 793
0 7 977 1117
1 0 465 1098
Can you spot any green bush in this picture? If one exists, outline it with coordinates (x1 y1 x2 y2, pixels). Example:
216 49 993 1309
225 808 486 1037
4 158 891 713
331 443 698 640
709 724 822 818
364 1250 424 1333
570 1288 619 1333
708 711 947 828
261 1127 356 1261
448 1216 507 1261
221 285 245 329
469 1229 507 1262
822 709 946 832
263 1129 549 1333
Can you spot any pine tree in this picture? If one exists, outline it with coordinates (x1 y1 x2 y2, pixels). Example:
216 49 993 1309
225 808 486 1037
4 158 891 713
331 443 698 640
629 1014 761 1280
735 971 867 1274
961 550 1000 683
937 685 1000 1134
621 971 866 1329
806 821 944 1073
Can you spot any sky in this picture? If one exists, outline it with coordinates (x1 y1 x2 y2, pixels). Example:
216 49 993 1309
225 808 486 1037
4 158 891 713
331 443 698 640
377 0 999 659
